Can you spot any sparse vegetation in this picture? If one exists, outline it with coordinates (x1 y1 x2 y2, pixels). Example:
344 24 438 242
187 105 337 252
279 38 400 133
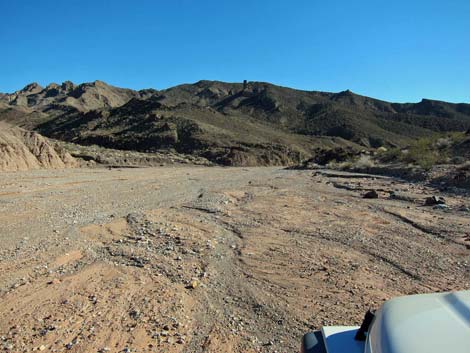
402 137 445 170
352 154 376 169
375 132 469 170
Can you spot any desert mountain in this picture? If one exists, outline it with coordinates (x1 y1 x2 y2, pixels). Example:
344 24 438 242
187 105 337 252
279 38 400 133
0 80 144 113
0 122 77 171
1 80 470 166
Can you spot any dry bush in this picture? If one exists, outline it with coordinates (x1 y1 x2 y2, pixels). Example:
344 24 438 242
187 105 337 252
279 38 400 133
458 161 470 171
353 154 375 169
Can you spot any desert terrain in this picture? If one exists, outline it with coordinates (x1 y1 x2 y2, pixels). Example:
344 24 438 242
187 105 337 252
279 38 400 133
0 165 469 353
3 80 470 168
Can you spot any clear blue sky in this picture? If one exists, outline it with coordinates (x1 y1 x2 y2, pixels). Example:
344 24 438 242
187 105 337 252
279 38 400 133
1 0 469 103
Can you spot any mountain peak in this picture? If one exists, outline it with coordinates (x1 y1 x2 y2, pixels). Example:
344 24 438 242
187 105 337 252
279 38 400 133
61 81 75 91
20 82 43 94
337 89 355 96
92 80 108 87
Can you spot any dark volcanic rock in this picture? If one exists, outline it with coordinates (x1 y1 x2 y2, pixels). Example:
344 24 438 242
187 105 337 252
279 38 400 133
424 196 446 206
363 190 379 199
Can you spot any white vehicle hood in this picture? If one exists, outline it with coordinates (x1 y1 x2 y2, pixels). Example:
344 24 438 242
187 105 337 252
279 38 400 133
366 290 470 353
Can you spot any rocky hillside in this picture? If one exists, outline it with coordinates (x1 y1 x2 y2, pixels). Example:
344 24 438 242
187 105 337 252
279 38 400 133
0 123 77 171
0 80 144 112
1 80 470 166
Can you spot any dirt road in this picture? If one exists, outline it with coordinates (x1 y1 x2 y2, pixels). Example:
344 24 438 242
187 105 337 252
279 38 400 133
0 166 469 352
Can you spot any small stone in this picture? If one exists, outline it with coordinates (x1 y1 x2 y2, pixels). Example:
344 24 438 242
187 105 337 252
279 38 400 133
65 342 74 350
129 309 141 320
433 204 450 210
189 280 199 289
363 190 379 199
424 196 445 206
39 345 46 351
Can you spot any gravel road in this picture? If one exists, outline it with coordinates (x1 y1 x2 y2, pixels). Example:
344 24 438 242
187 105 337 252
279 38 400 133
0 166 469 353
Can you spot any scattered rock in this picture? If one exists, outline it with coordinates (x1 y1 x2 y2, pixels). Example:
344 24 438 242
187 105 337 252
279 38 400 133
363 190 379 199
424 196 446 206
187 280 200 289
129 309 141 320
65 342 74 350
433 204 450 211
388 192 416 202
458 206 470 212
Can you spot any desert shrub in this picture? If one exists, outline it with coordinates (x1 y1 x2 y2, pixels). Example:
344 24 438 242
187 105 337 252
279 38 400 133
371 132 469 169
312 147 358 165
328 154 375 171
353 154 375 169
408 152 440 170
327 160 352 170
435 137 453 149
458 161 470 171
402 138 446 170
368 136 384 148
448 131 467 143
450 156 466 165
377 147 402 163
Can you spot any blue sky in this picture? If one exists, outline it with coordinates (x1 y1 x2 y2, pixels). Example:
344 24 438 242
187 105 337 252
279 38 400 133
1 0 469 103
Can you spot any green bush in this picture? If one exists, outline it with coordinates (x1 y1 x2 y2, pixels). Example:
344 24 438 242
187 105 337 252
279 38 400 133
375 133 457 170
402 138 445 170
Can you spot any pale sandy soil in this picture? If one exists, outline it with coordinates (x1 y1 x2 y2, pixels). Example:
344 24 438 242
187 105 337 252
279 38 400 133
0 166 469 353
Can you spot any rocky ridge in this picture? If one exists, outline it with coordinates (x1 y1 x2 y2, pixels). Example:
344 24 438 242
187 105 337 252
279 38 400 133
2 80 470 166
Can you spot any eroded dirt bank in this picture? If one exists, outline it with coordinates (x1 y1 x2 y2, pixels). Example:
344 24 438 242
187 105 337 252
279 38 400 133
0 166 469 352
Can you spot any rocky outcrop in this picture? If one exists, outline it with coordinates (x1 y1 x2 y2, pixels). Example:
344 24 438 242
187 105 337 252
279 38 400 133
1 80 139 112
0 123 77 171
